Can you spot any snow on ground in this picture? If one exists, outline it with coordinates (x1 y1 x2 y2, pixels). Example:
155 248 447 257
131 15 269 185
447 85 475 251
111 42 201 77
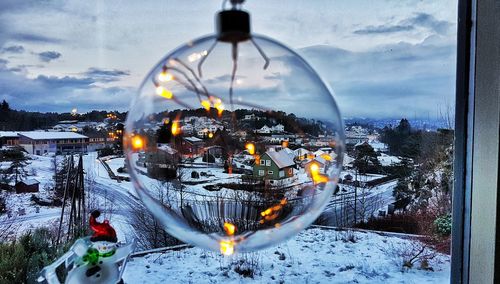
123 228 450 284
378 153 402 166
105 157 129 178
340 170 386 183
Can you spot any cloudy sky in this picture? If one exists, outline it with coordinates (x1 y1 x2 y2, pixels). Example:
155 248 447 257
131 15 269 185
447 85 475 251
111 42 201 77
0 0 457 119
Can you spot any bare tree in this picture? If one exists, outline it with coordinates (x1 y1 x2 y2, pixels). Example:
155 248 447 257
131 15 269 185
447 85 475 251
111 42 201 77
129 181 180 250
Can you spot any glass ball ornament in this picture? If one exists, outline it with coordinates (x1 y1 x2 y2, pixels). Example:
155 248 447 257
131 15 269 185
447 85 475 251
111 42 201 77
124 4 344 255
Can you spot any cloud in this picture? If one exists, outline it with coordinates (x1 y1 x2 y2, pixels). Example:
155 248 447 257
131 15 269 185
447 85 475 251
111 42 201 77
38 51 61 62
354 25 414 35
83 68 130 82
1 45 24 53
0 66 134 112
297 39 456 118
404 13 451 35
354 13 452 36
35 75 95 89
11 33 63 44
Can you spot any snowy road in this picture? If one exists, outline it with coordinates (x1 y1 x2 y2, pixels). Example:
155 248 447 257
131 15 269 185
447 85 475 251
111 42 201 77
322 180 397 226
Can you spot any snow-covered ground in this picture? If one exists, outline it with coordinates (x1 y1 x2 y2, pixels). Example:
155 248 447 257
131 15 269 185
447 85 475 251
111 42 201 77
104 157 129 178
378 153 402 166
340 170 386 183
123 227 450 284
1 152 451 283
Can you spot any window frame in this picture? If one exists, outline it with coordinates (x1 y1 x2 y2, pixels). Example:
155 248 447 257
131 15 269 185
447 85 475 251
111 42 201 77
452 0 500 282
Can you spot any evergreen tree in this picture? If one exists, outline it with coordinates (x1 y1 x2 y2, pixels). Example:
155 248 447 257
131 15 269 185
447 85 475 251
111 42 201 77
392 178 412 211
156 123 172 144
353 142 381 174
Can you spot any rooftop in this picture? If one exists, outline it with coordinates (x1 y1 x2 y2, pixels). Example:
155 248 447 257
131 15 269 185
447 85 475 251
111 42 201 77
266 150 295 169
18 179 39 186
18 131 88 140
0 131 19 138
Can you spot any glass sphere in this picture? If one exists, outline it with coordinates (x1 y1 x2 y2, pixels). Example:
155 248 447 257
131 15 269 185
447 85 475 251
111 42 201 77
124 34 344 255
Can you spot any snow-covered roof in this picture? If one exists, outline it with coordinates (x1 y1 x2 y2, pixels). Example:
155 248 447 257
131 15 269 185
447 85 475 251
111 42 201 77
266 150 295 169
19 179 39 186
281 148 295 160
368 140 388 152
378 153 402 166
0 131 19 138
183 136 203 143
313 150 325 156
18 131 88 140
157 143 177 155
343 154 355 166
294 148 310 155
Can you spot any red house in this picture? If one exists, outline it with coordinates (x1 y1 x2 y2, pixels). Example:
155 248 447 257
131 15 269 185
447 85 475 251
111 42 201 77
15 179 40 194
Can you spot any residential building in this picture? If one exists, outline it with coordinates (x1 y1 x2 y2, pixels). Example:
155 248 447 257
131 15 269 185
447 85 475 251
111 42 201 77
271 124 285 133
0 131 19 147
18 131 88 155
256 125 272 134
253 150 295 182
178 136 205 157
15 179 39 193
86 132 109 152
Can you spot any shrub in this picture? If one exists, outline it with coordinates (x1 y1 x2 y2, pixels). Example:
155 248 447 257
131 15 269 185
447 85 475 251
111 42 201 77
434 214 452 236
0 228 59 283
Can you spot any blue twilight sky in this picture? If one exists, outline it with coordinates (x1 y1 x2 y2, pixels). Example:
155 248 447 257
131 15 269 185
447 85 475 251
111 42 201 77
0 0 457 119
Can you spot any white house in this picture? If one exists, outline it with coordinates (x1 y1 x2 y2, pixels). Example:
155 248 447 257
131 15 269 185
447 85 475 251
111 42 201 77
18 131 88 155
256 125 272 134
243 114 256 120
294 148 311 160
271 124 285 133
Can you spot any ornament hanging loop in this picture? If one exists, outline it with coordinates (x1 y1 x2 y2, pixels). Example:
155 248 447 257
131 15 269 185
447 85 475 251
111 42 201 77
222 0 245 10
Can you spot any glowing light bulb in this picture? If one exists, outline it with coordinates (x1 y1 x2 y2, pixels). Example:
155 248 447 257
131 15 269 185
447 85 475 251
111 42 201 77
245 143 255 155
158 71 173 82
223 222 236 236
171 122 180 136
132 136 144 150
321 154 332 161
201 100 211 111
309 163 319 174
220 240 234 256
156 86 173 99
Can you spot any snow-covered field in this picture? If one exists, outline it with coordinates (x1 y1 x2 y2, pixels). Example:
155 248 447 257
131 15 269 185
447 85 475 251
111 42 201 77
123 228 450 284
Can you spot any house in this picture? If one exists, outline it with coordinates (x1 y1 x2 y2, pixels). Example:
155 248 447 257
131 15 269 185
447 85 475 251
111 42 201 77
15 179 39 193
345 126 369 145
145 144 179 179
253 150 295 181
18 131 88 155
256 125 272 134
271 124 285 133
243 114 256 120
294 148 311 161
304 156 327 176
0 131 20 147
313 149 326 157
86 132 109 152
181 124 194 134
178 136 205 157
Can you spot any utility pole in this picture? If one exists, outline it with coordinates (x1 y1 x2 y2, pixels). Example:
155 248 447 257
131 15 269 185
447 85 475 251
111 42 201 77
354 168 358 225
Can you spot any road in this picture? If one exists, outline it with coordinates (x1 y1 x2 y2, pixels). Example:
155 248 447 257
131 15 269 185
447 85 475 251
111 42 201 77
1 179 140 227
321 180 397 227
